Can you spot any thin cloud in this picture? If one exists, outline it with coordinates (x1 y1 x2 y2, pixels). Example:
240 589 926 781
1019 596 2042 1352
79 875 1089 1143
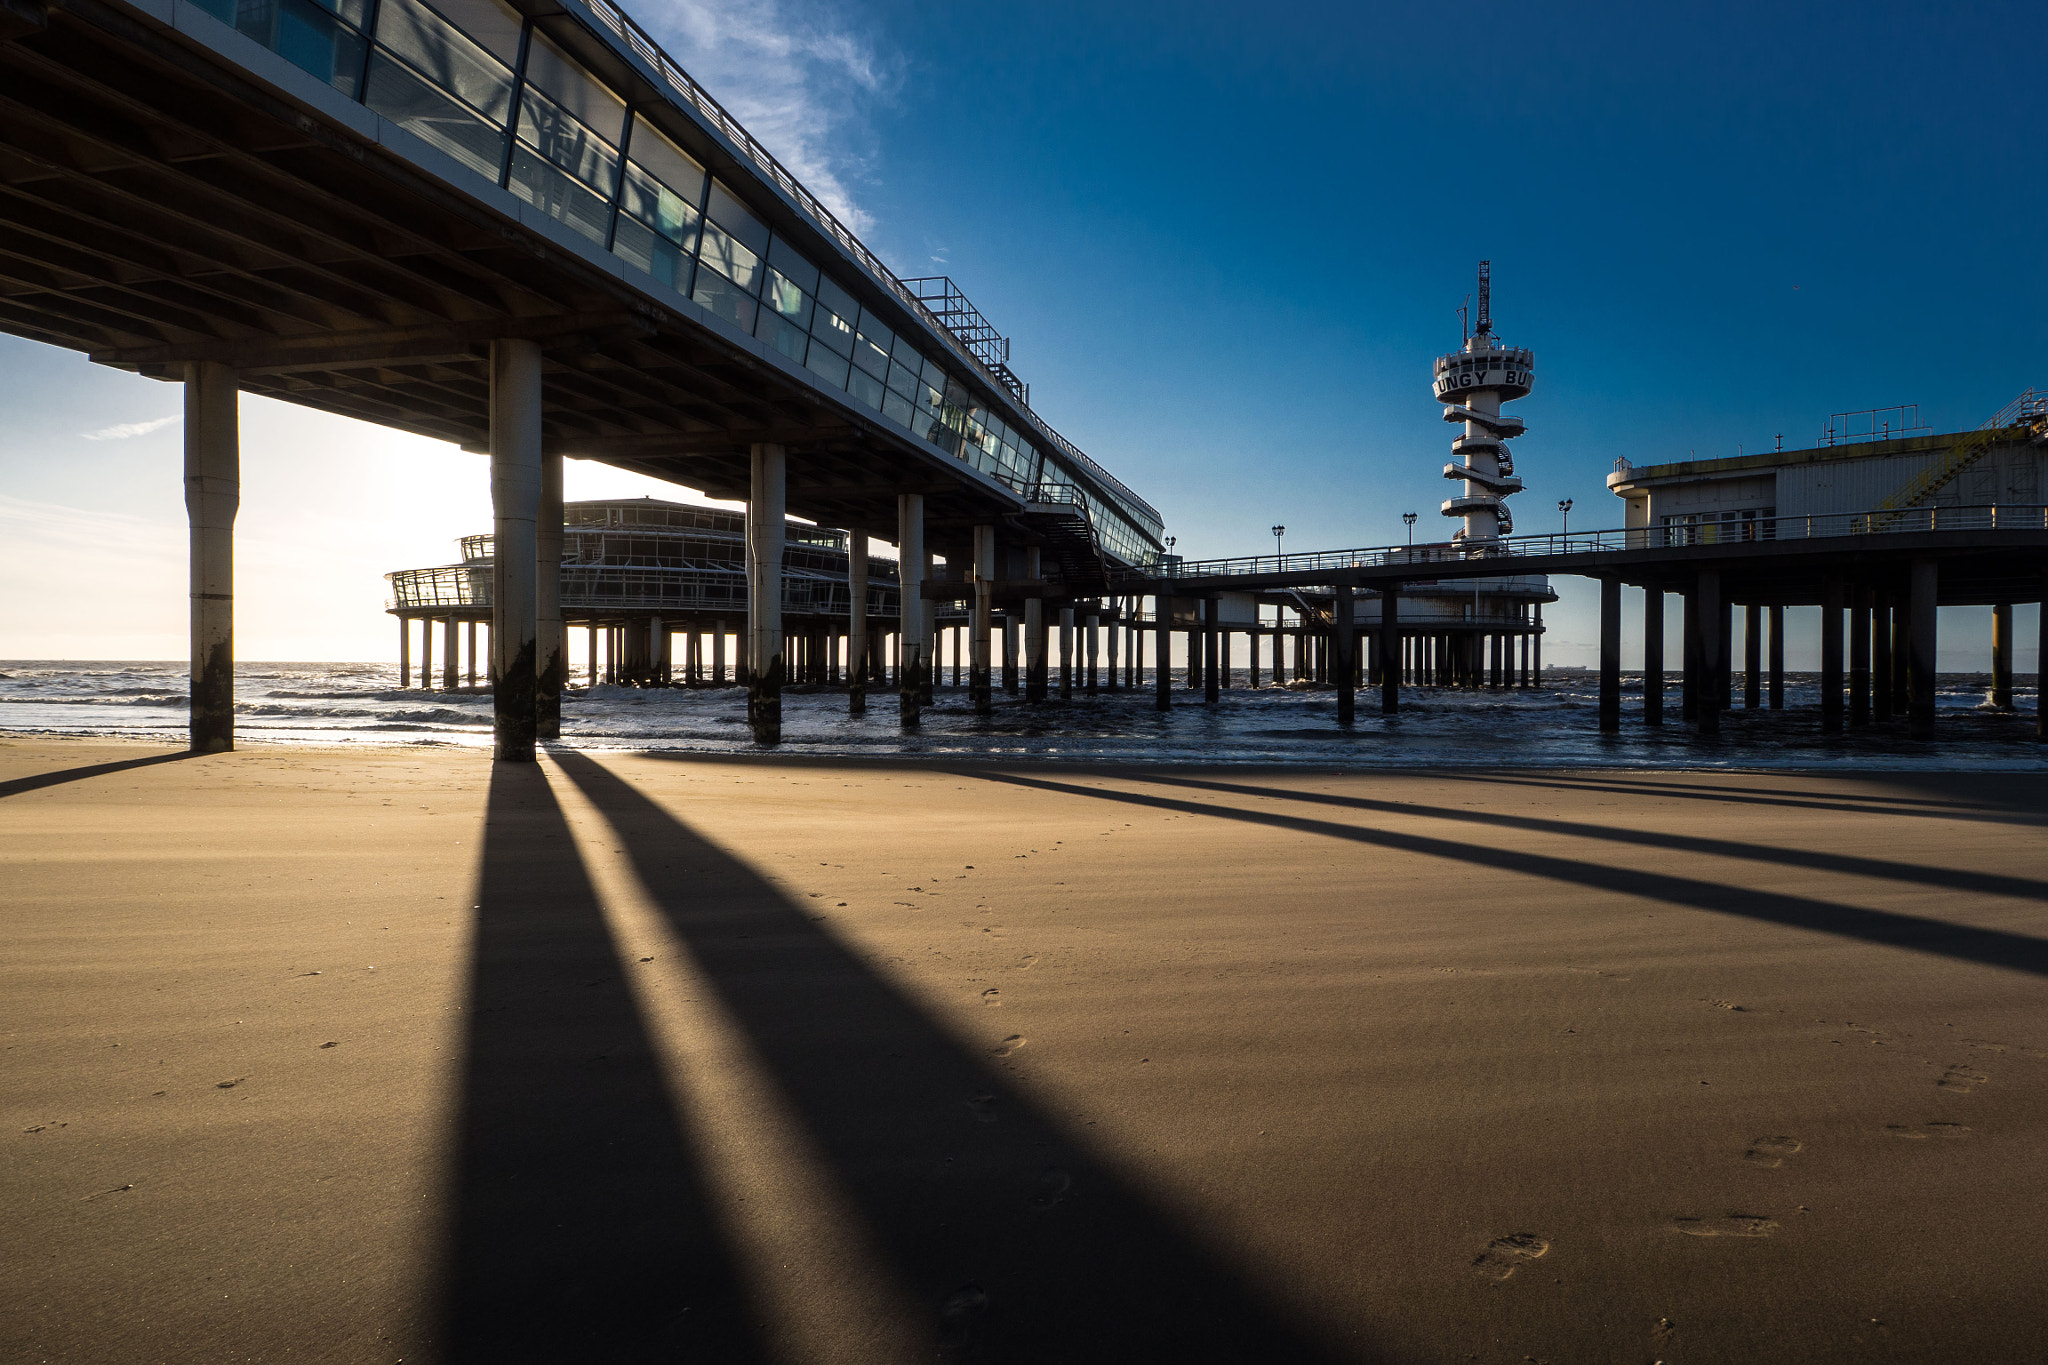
641 0 899 236
83 415 180 441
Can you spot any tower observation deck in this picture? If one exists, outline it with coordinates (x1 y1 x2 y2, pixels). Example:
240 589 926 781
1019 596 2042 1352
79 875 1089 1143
1435 261 1534 541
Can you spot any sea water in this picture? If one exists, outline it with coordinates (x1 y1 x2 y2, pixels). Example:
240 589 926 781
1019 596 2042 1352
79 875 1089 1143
2 661 2042 770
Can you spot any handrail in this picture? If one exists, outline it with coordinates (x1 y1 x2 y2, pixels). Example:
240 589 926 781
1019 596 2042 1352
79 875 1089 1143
570 0 1163 532
1133 504 2048 581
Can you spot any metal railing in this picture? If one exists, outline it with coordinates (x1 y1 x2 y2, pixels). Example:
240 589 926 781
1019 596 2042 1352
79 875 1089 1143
1136 504 2048 581
569 0 1164 534
388 563 956 618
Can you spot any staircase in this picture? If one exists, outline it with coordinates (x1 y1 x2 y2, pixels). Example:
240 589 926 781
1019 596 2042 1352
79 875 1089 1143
1872 388 2048 529
1023 490 1108 593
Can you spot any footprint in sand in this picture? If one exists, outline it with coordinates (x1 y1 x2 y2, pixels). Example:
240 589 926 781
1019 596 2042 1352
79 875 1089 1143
1937 1065 1988 1092
1672 1214 1777 1238
964 1094 997 1124
990 1035 1026 1057
1885 1122 1971 1140
1470 1233 1549 1279
981 988 1001 1007
1743 1136 1803 1167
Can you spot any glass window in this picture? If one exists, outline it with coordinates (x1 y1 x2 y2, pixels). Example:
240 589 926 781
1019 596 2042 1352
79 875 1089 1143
507 145 609 244
882 389 914 427
761 267 813 327
886 357 920 398
619 163 700 251
809 303 854 357
847 366 886 412
363 51 506 180
805 344 849 390
704 180 768 256
372 0 514 123
612 215 688 292
521 33 624 142
755 307 808 364
692 268 757 331
627 116 705 210
228 0 371 94
816 275 858 327
418 0 519 62
766 237 818 296
696 219 761 293
516 86 618 194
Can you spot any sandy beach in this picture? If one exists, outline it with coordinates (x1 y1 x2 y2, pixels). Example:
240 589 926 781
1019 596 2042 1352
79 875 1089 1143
5 737 2047 1363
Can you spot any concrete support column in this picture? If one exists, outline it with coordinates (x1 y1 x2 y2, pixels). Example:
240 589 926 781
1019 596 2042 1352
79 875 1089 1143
1695 572 1721 736
467 621 478 686
651 615 667 685
1204 598 1221 705
1820 578 1844 735
1106 603 1119 692
398 616 410 687
1769 605 1785 709
1059 607 1075 701
2037 576 2047 741
442 617 460 691
1334 585 1355 726
747 443 786 744
489 338 542 762
1850 589 1872 726
1909 558 1938 741
1598 575 1621 733
1379 583 1401 715
1873 598 1893 720
1679 593 1697 722
972 524 996 715
847 530 868 716
1891 596 1911 712
712 620 726 686
1153 594 1172 711
418 615 434 689
185 360 240 754
1024 547 1045 703
898 494 924 728
536 450 564 738
1718 597 1735 712
1992 601 2014 710
1085 610 1100 696
920 551 937 706
1643 587 1664 726
1744 603 1762 710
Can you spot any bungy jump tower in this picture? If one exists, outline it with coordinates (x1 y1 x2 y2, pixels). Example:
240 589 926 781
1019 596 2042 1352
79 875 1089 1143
1349 262 1554 688
1436 260 1532 542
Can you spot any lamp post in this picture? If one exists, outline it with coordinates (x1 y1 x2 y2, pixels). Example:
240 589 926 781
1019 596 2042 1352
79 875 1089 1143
1272 524 1285 560
1558 498 1573 536
1403 511 1417 545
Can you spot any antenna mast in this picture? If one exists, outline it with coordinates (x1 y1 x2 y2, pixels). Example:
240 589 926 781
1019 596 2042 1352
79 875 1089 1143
1474 260 1491 336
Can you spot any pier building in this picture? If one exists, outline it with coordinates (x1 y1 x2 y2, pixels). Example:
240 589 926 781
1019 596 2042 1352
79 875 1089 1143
0 0 1166 752
7 0 2045 755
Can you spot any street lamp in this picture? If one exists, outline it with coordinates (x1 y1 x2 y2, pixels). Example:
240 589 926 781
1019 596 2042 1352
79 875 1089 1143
1272 524 1285 558
1402 511 1417 545
1558 498 1573 535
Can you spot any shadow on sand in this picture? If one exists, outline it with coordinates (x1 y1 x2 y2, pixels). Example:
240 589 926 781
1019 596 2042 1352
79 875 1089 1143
0 749 195 799
441 761 763 1362
442 753 1356 1362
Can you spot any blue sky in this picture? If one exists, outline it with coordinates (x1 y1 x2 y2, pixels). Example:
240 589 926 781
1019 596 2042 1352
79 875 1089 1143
3 0 2043 663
